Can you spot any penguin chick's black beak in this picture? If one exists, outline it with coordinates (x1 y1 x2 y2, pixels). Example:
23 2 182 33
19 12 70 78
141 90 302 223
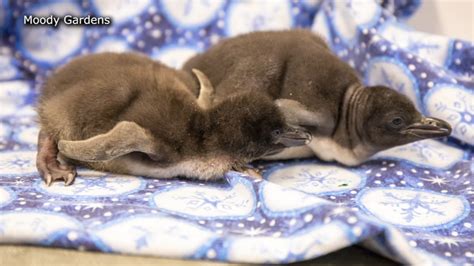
273 126 312 147
401 117 452 139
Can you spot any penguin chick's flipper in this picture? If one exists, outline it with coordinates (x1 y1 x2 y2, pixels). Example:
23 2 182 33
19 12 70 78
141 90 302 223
36 130 77 186
275 98 335 135
192 68 215 109
58 121 158 162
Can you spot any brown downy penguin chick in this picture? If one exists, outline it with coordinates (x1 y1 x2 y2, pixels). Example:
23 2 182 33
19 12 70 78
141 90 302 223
183 30 452 166
36 52 311 186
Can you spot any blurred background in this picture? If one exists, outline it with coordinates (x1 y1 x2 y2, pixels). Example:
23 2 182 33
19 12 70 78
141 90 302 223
408 0 473 42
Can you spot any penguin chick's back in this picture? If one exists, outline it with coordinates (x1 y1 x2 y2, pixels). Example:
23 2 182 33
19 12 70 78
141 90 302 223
38 52 199 148
184 29 360 118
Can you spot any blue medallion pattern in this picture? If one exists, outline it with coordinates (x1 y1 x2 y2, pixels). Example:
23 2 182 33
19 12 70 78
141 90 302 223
225 0 293 37
373 139 465 169
37 170 146 198
331 0 381 45
0 55 20 81
93 37 130 53
0 187 14 208
357 187 470 229
152 174 256 219
160 0 225 29
0 0 472 265
264 163 366 195
224 222 354 263
0 211 82 244
17 1 84 66
91 0 151 25
366 56 421 110
94 214 216 257
378 21 451 66
0 122 11 144
259 182 329 217
0 151 38 176
0 81 31 117
152 45 201 69
424 85 474 145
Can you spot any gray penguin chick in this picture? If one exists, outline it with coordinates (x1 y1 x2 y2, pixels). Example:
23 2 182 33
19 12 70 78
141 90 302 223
36 52 311 186
183 30 452 166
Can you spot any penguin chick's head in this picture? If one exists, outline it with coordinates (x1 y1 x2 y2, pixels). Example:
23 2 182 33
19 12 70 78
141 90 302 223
362 86 451 149
208 91 311 160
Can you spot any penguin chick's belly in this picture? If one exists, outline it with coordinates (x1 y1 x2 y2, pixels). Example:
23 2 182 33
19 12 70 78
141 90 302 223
111 156 235 180
307 137 363 166
263 137 366 166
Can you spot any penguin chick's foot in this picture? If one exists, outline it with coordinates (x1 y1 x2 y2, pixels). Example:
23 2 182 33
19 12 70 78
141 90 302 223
232 164 263 180
36 130 77 186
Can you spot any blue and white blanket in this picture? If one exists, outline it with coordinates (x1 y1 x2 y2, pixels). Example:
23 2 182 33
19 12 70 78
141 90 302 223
0 0 472 264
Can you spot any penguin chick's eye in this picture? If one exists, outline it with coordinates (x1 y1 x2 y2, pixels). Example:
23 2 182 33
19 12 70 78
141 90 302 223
390 117 404 128
271 129 281 137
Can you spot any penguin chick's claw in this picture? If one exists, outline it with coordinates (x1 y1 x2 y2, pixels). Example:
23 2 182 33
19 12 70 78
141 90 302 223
43 165 76 186
232 165 263 180
192 68 215 109
36 130 77 186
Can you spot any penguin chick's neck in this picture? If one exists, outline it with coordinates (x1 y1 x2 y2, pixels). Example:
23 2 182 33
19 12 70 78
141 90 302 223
185 108 245 163
328 83 375 165
344 83 369 148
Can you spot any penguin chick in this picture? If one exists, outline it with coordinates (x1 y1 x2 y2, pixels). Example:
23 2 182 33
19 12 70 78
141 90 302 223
183 30 451 166
36 52 310 186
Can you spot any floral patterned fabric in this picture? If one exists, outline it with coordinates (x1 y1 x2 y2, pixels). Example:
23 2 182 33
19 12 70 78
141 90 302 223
0 0 472 264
